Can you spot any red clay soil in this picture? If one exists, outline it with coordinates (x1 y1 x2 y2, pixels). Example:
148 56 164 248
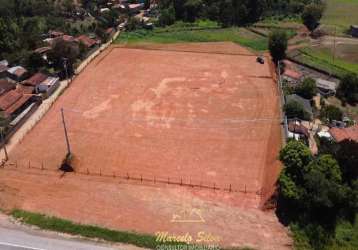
0 42 290 249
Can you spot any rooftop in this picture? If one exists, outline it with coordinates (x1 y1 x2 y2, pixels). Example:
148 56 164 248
76 35 97 48
330 125 358 143
316 78 337 91
7 66 27 77
0 79 16 96
23 73 48 87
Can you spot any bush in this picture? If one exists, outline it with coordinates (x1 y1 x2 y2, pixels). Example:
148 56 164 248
284 100 311 120
295 78 317 99
337 74 358 105
320 105 343 122
302 3 325 32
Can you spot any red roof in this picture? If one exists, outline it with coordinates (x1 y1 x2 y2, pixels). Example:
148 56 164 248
62 35 75 43
288 122 309 138
330 125 358 143
0 90 23 111
0 89 33 116
4 95 32 116
76 35 97 48
283 69 302 80
49 30 64 37
0 79 16 96
17 85 35 95
23 73 48 86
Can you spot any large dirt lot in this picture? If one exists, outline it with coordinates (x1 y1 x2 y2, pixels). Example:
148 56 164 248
0 42 290 249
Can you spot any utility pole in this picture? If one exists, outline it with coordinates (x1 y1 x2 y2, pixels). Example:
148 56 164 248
333 27 337 67
63 57 69 80
61 108 71 156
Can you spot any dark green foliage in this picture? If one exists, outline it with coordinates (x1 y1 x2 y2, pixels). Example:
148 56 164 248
284 100 311 120
320 105 343 122
278 138 358 249
295 78 317 99
337 73 358 105
268 30 288 64
302 3 325 32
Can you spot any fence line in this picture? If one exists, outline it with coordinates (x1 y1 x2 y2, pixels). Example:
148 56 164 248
1 160 272 197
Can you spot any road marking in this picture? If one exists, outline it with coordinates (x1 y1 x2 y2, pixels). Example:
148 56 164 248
0 242 46 250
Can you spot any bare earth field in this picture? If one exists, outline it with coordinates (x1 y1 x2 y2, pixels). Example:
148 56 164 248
0 42 290 249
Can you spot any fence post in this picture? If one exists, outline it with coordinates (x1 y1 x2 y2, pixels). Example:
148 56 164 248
141 174 143 183
87 168 89 175
245 185 247 193
229 184 232 192
28 160 30 169
113 172 115 178
213 182 216 190
41 162 44 170
180 178 183 186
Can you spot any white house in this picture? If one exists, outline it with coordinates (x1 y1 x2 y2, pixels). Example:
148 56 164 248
37 76 60 97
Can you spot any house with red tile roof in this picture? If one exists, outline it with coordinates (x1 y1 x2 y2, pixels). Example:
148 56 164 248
0 89 33 118
0 79 16 96
22 73 48 87
76 35 97 49
329 125 358 143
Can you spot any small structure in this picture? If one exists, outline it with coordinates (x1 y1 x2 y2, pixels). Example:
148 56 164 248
350 25 358 38
37 76 60 97
76 35 97 49
316 78 337 96
22 73 59 96
49 30 64 38
329 125 358 143
288 120 309 141
7 66 28 81
0 89 33 118
22 72 48 88
0 79 16 96
282 69 303 84
128 3 144 14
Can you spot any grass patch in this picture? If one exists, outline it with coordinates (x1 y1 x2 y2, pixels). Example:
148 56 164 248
288 47 358 77
11 209 158 249
321 0 358 35
115 26 268 51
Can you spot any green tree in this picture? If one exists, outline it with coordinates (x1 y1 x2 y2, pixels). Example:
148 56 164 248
295 78 317 99
320 105 343 122
268 30 288 64
337 73 358 104
302 3 324 32
158 6 176 26
284 100 311 120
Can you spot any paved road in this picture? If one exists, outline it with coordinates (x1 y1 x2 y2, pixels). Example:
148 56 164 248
0 214 145 250
0 226 116 250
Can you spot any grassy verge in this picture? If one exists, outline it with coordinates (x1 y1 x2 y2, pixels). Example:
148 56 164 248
321 0 358 36
115 26 268 51
287 47 358 77
11 209 158 248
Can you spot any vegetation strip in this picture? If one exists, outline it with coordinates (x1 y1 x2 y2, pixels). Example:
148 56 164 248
11 209 158 249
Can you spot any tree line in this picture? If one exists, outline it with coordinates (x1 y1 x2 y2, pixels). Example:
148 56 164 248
157 0 324 27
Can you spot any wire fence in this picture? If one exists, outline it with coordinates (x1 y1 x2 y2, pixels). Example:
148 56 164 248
0 159 272 197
